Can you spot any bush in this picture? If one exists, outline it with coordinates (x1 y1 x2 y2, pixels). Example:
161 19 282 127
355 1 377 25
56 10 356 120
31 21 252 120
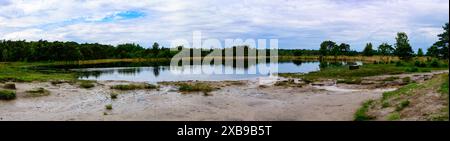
3 82 16 89
414 61 427 67
430 59 440 67
111 83 157 90
406 67 419 72
0 90 16 100
395 61 404 67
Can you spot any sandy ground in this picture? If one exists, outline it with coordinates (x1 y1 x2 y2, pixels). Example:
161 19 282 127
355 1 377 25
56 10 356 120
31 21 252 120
0 70 447 121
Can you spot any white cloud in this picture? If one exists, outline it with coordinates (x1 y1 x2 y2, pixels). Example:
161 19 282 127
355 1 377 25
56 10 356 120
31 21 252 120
0 0 448 51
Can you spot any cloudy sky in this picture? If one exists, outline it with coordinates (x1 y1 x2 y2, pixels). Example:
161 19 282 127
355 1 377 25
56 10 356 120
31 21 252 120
0 0 448 51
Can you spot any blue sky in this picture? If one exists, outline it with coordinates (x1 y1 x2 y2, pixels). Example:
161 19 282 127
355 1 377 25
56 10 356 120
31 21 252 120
0 0 448 52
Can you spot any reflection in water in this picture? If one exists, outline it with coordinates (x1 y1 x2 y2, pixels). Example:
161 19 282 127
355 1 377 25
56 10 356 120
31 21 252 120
73 61 362 83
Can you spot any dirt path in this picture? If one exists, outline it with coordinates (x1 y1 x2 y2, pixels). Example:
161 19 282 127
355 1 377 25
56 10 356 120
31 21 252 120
0 71 446 121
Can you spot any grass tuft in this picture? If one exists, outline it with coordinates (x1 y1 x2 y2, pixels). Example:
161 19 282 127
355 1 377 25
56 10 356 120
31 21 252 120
3 82 16 89
0 90 16 100
25 87 50 97
178 83 215 93
354 100 375 121
110 93 118 99
79 81 95 89
105 104 112 110
111 83 158 90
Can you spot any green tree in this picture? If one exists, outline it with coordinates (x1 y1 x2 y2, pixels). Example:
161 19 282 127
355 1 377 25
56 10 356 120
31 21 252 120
394 32 414 60
427 45 439 57
377 43 394 56
319 40 336 57
417 48 424 57
363 43 374 56
432 23 449 59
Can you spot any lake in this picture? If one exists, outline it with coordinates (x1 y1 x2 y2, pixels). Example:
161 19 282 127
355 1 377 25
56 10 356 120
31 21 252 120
73 61 362 83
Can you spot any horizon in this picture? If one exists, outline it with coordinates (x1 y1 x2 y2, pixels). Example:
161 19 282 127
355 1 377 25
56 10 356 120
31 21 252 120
0 0 449 52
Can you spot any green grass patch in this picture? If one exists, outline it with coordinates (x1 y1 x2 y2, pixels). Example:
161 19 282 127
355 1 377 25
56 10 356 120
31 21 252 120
25 87 50 97
386 112 401 121
0 62 76 82
395 100 410 111
354 100 375 121
382 83 420 101
111 83 158 90
79 81 95 89
178 83 215 93
110 93 118 99
279 60 448 82
105 104 112 110
439 77 449 95
0 89 16 100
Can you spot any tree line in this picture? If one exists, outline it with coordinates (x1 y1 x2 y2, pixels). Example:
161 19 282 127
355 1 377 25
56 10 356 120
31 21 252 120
1 23 448 62
0 41 178 62
319 23 448 60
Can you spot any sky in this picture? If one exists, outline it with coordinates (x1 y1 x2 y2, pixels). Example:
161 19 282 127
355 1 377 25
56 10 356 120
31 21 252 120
0 0 448 52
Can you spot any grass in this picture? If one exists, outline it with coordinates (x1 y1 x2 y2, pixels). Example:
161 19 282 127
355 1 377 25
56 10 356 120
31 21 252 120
354 100 375 121
395 100 410 111
382 83 420 101
105 104 113 110
356 73 449 121
279 59 448 82
25 87 50 97
439 76 449 95
0 89 16 100
386 112 401 121
110 93 118 99
0 62 76 82
79 81 95 89
111 83 158 90
178 83 215 93
3 82 16 89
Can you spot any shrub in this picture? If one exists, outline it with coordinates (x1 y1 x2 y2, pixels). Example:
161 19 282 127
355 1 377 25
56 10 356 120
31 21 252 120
395 61 404 67
430 59 440 67
3 82 16 89
0 90 16 100
414 61 427 67
111 83 157 90
406 67 418 72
